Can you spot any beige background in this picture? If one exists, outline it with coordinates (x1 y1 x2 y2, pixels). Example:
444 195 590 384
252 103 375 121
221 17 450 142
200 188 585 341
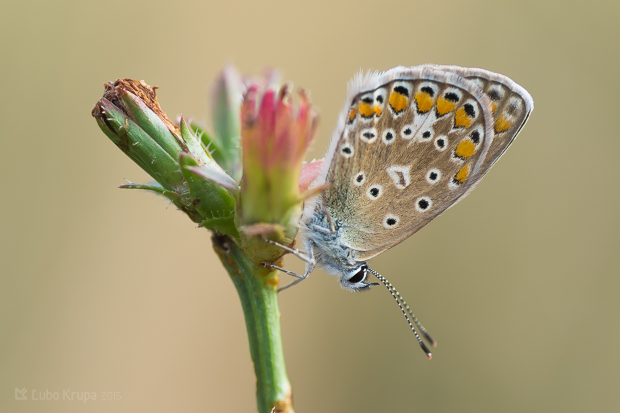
1 0 619 412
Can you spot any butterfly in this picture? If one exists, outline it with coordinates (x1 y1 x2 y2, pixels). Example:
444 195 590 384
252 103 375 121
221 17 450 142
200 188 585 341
268 65 533 357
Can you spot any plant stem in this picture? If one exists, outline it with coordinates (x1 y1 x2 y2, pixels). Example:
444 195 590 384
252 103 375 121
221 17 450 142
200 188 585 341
212 234 294 413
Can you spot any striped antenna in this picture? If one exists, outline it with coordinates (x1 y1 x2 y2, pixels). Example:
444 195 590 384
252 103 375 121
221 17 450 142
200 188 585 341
367 268 436 358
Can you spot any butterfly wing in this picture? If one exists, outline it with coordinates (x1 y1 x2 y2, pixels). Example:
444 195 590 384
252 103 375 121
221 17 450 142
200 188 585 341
421 65 534 175
318 65 533 262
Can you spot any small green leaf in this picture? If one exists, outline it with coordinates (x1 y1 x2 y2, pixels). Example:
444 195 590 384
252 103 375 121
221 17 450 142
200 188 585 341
119 181 183 203
202 215 239 238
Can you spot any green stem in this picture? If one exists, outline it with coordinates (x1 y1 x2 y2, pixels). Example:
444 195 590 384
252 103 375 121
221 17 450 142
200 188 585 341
212 234 293 413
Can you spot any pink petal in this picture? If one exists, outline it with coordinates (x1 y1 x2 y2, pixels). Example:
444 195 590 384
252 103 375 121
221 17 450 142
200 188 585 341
298 159 324 193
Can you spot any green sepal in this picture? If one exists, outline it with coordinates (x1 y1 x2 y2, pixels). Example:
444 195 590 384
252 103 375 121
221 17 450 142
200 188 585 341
118 181 183 203
119 90 187 159
179 153 235 221
95 116 151 174
185 164 239 196
180 118 214 166
97 99 185 191
211 66 242 179
190 122 227 169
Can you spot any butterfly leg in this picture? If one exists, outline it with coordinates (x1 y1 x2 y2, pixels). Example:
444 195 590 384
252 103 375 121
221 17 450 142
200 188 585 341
261 237 315 266
260 262 314 292
261 244 317 292
276 261 317 292
263 263 305 279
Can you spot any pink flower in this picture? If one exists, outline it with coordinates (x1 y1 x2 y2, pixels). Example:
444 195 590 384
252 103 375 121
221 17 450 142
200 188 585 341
238 81 319 245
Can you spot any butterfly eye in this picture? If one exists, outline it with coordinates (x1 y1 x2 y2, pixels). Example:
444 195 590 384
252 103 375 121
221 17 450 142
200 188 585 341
347 265 368 284
341 265 376 292
348 267 367 284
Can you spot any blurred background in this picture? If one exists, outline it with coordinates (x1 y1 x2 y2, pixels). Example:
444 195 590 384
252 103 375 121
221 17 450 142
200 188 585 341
1 0 619 412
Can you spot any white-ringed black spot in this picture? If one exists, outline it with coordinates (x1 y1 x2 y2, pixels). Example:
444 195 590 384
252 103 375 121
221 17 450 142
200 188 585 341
420 130 433 142
421 86 435 97
470 130 481 144
488 88 502 101
400 124 414 140
434 135 448 151
382 129 396 145
383 214 399 229
360 128 377 143
340 143 354 157
416 197 432 212
507 103 518 115
444 92 460 103
507 97 522 116
367 184 383 200
394 86 409 96
354 171 365 186
376 95 384 103
426 168 441 184
464 103 476 117
362 97 373 104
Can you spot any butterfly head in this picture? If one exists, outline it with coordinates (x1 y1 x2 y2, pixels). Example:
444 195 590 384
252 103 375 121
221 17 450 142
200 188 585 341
340 263 379 292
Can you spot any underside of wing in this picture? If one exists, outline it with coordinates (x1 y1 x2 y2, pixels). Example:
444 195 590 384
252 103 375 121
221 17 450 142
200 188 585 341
420 65 534 176
319 66 498 261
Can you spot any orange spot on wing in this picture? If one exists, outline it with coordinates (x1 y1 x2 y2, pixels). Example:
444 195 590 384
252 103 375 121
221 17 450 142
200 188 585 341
491 102 497 113
436 97 456 115
454 107 472 128
414 91 433 113
455 139 476 159
348 107 357 122
454 164 470 183
373 105 382 116
389 92 409 113
495 116 512 132
359 102 374 118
